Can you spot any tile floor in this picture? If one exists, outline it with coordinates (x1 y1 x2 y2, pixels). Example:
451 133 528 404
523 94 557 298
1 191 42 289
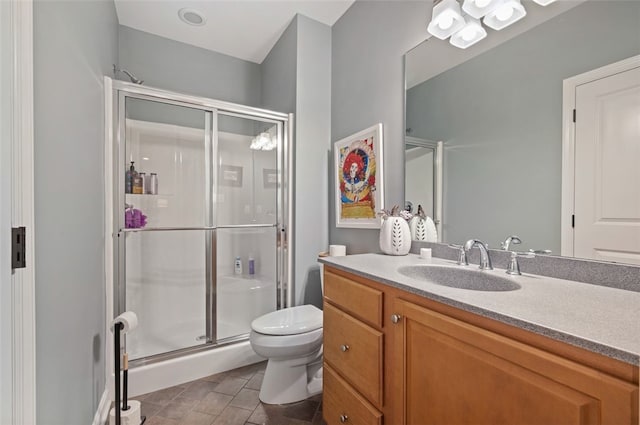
130 361 326 425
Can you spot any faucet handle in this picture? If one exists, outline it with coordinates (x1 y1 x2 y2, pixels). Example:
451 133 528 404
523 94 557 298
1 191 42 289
506 251 535 275
448 244 468 266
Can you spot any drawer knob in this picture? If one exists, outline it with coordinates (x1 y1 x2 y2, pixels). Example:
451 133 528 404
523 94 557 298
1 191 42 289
391 314 402 324
340 344 350 352
340 414 349 423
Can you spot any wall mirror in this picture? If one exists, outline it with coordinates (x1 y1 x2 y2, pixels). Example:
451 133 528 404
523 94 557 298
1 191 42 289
404 0 640 263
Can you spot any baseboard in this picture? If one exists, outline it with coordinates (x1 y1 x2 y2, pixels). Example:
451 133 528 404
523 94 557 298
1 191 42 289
92 387 111 425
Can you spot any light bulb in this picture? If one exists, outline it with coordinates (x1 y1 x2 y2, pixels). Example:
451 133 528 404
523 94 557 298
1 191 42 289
475 0 491 8
495 4 514 21
438 13 454 30
460 26 477 41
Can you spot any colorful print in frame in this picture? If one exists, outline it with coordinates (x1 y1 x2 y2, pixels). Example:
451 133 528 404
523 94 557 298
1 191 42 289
334 123 384 228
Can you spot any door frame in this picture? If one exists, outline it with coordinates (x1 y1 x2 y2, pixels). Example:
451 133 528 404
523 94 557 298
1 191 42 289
1 0 37 424
560 54 640 256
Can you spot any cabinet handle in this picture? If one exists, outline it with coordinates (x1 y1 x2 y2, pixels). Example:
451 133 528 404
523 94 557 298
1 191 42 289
340 414 349 423
340 344 350 352
391 314 402 324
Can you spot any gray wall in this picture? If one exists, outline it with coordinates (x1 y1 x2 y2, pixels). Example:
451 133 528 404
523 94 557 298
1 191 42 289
293 15 331 307
119 26 262 107
330 1 430 253
406 0 640 252
261 18 297 114
33 1 118 423
261 15 332 308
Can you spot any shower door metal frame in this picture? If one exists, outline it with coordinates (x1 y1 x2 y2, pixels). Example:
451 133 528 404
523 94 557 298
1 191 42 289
110 80 292 365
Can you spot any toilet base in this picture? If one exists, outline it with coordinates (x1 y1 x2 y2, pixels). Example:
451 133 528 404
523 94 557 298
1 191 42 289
259 353 323 404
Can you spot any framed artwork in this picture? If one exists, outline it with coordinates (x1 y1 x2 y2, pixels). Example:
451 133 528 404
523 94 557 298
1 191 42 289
263 168 279 189
219 164 243 187
334 123 384 228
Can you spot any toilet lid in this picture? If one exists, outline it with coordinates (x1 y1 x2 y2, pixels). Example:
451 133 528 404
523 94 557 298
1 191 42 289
251 305 323 336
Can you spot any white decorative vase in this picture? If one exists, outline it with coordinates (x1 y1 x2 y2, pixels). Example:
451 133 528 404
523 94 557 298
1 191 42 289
409 215 438 242
379 217 411 256
409 216 427 241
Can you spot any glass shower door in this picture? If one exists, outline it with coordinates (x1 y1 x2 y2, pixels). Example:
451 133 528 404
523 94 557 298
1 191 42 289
120 95 213 360
214 114 281 341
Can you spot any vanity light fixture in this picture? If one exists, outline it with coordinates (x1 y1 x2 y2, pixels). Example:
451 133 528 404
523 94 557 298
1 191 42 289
178 8 207 26
450 15 487 49
483 0 527 30
427 0 466 40
429 0 556 48
250 132 276 151
462 0 500 19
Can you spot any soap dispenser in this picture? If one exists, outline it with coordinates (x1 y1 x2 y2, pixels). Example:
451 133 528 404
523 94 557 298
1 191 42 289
125 161 137 194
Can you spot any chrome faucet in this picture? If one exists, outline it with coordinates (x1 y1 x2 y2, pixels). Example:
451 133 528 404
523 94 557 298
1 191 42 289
464 239 493 270
501 235 522 251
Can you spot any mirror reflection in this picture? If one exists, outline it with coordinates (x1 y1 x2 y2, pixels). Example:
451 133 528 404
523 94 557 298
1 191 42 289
404 0 640 263
405 137 443 242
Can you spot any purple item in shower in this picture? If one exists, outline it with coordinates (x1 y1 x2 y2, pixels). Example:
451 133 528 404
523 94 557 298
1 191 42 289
125 208 147 229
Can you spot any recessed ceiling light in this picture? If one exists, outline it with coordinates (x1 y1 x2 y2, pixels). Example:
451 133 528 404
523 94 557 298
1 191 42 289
178 8 206 26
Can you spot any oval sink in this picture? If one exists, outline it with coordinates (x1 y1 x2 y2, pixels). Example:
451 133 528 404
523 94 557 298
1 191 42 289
397 265 521 292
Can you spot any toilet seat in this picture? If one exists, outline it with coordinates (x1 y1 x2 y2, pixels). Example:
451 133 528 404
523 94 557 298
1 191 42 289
251 305 322 336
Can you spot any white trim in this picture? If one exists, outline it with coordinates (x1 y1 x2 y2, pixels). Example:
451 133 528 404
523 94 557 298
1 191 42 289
5 1 37 424
103 76 115 402
91 387 111 425
561 55 640 256
434 141 444 242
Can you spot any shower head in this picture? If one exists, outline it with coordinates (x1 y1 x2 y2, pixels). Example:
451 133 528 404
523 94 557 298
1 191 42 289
113 64 144 85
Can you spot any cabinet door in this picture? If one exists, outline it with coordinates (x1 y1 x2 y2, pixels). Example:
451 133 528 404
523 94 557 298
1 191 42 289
391 299 638 425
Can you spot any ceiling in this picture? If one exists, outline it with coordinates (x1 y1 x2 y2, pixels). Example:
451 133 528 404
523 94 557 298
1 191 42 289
114 0 355 64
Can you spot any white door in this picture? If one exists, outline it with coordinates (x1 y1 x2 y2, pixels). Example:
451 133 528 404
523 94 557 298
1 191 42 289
0 2 14 421
574 65 640 264
1 1 36 424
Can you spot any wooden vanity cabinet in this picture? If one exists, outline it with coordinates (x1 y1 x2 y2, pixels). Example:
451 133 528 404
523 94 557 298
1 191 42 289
322 266 639 425
323 269 384 425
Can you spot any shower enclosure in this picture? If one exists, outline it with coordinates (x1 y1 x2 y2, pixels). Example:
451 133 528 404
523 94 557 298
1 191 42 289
110 80 292 365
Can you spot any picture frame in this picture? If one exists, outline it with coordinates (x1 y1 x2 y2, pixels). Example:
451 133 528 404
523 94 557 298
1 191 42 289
334 123 384 228
219 164 243 187
262 168 279 189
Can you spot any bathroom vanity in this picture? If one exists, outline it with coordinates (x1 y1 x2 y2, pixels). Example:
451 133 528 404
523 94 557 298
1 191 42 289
319 254 639 425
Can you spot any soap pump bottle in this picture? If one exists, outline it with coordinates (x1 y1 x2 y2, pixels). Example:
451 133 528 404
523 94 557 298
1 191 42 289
234 256 243 275
125 161 137 194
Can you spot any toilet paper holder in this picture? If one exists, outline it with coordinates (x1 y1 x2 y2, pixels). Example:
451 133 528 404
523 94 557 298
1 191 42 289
111 312 145 425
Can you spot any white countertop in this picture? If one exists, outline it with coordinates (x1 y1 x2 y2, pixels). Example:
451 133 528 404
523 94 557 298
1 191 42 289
319 253 640 365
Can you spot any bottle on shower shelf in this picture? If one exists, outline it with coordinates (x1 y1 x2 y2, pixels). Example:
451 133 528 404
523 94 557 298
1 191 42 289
148 172 158 195
234 256 243 275
132 172 143 194
125 161 137 194
248 256 255 276
138 172 146 194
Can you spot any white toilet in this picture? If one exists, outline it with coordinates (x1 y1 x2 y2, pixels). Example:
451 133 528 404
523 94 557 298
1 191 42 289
249 304 324 404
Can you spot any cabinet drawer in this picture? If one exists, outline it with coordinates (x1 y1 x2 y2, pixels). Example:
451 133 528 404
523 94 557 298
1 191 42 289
324 270 383 328
324 302 383 407
324 364 382 425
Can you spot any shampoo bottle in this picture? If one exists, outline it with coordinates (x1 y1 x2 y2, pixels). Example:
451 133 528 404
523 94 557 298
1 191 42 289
248 256 255 275
234 257 242 275
125 162 137 194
